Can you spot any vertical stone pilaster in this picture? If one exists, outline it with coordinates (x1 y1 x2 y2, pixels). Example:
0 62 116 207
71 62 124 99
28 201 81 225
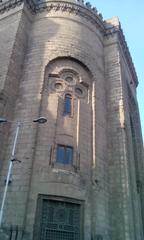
104 33 136 240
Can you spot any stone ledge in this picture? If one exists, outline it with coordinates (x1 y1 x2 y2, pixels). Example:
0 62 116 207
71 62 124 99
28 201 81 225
0 0 105 32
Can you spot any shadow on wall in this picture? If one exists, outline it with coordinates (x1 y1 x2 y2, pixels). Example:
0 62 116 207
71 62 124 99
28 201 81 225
0 16 60 238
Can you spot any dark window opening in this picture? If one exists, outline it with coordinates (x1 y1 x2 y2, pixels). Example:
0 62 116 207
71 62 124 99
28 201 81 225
65 76 73 83
34 196 83 240
56 145 73 164
64 94 72 115
55 82 63 90
75 87 83 95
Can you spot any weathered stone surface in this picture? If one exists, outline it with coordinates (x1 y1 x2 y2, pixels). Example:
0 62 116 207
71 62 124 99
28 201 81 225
0 1 143 240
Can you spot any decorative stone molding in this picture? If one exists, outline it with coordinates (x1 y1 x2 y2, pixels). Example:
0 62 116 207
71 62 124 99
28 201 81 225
33 1 105 31
46 68 88 100
118 26 138 87
0 0 138 88
105 24 138 87
0 0 23 14
0 0 105 31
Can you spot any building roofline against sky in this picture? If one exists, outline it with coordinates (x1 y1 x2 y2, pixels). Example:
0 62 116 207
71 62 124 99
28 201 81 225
0 0 138 86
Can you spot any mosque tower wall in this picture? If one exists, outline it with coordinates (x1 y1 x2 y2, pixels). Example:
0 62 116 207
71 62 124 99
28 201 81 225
0 1 143 240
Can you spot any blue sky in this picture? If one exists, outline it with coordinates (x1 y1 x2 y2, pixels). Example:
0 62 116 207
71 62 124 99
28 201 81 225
90 0 144 141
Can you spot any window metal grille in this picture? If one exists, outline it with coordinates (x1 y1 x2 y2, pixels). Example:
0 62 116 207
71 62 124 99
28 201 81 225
39 199 81 240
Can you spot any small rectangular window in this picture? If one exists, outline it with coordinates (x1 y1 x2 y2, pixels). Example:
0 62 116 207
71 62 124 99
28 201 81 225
56 145 73 164
64 94 72 115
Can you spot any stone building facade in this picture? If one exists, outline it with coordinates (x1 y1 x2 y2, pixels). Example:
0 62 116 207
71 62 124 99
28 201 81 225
0 0 144 239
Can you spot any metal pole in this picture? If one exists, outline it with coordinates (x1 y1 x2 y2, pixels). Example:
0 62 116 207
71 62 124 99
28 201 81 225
0 122 21 227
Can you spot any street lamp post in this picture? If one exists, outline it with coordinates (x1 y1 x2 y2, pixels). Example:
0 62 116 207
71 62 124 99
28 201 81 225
0 117 47 227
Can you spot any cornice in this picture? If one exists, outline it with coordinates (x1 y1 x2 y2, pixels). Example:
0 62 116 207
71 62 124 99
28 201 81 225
34 1 105 31
0 0 23 14
0 0 105 32
118 26 138 86
105 25 138 87
0 0 138 86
